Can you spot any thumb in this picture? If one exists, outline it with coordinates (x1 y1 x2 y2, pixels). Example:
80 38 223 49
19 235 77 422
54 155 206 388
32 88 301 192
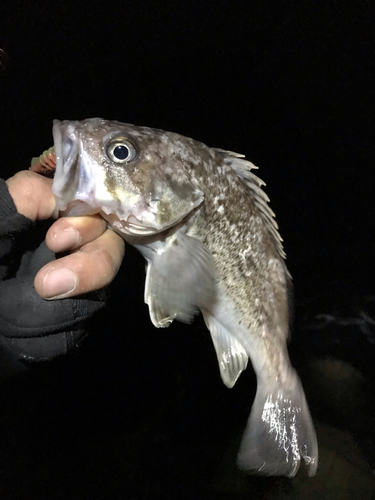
6 170 56 221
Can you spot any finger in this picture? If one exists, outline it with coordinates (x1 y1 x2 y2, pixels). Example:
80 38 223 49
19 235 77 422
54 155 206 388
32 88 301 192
30 153 56 175
5 170 55 221
34 229 125 299
46 214 108 253
43 153 57 170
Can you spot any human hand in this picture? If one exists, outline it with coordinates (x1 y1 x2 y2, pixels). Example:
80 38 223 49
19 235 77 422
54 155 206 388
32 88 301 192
6 170 125 299
0 169 126 371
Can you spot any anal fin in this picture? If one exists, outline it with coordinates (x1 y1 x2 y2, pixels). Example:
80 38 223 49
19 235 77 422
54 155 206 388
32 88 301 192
202 311 248 388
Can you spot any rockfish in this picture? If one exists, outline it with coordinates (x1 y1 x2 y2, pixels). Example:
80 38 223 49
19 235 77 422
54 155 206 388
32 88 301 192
52 118 318 476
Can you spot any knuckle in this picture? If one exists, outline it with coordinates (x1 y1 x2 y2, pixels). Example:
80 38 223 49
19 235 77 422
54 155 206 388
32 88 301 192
98 248 116 282
69 214 106 236
79 248 116 291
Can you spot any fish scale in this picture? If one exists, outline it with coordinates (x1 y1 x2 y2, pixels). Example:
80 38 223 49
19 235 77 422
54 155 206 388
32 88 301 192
51 117 318 477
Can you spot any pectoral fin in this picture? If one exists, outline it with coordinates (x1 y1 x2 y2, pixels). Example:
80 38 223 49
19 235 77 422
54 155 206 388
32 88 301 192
144 232 216 328
202 311 248 388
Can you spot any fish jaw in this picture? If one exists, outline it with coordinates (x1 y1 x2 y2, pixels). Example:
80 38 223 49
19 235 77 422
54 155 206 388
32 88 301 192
51 118 204 236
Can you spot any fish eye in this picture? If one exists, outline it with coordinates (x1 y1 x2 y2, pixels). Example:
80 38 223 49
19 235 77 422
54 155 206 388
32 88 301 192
106 137 137 164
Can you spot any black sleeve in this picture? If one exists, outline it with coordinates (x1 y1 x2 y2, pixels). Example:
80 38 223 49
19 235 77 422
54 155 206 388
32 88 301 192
0 179 35 280
0 179 109 379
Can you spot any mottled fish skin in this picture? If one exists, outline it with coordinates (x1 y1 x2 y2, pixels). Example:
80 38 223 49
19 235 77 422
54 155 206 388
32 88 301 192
52 118 318 477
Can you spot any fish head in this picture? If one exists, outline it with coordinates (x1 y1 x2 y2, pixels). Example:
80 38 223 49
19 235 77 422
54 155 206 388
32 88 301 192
52 118 204 236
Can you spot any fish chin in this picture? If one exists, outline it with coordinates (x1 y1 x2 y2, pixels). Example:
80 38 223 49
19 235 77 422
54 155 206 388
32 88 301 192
103 213 166 236
59 200 102 217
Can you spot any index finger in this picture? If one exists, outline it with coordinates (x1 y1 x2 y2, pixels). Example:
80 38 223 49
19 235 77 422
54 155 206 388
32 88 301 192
34 228 125 299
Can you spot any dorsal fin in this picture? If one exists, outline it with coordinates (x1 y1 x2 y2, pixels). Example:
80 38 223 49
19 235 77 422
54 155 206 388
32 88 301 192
214 149 286 260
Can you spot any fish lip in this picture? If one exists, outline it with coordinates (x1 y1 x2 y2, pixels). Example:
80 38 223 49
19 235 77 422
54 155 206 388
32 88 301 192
52 120 68 212
52 120 63 176
53 120 78 171
52 120 81 211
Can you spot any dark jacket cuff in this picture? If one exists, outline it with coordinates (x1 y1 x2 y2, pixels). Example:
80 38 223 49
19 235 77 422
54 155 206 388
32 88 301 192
0 179 35 279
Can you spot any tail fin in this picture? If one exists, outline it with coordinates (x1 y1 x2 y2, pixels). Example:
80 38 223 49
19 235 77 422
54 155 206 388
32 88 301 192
237 369 318 477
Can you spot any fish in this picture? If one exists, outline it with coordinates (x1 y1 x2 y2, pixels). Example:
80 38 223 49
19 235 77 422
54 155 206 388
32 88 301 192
51 118 318 477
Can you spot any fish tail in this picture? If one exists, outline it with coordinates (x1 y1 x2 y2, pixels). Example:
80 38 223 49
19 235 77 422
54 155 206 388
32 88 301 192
237 369 318 477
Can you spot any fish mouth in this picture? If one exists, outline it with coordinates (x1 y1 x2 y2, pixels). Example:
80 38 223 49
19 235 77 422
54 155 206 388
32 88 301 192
52 120 81 211
53 120 79 178
57 199 160 235
52 120 108 215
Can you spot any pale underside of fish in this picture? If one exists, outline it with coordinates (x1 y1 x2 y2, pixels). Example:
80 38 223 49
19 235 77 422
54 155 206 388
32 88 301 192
51 118 318 477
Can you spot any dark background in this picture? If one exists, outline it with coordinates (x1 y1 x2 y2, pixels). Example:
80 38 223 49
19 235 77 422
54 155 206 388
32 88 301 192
0 1 374 499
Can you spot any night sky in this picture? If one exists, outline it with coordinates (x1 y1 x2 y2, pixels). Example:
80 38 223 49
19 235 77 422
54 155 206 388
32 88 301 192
0 1 374 498
1 1 374 294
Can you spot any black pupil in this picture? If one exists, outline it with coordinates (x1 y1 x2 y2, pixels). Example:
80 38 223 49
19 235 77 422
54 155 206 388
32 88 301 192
113 144 130 160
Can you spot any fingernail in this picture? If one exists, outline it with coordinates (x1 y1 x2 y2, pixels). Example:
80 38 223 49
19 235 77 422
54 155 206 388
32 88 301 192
42 268 78 299
52 228 81 251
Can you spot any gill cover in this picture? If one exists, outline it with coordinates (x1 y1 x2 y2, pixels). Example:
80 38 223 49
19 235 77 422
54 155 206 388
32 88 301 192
52 118 204 235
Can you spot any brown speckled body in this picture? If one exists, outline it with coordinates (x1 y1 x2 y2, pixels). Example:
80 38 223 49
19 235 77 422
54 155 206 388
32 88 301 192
164 138 290 382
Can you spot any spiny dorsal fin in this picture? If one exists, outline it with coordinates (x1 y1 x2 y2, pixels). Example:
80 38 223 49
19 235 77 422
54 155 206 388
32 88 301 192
214 149 286 260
